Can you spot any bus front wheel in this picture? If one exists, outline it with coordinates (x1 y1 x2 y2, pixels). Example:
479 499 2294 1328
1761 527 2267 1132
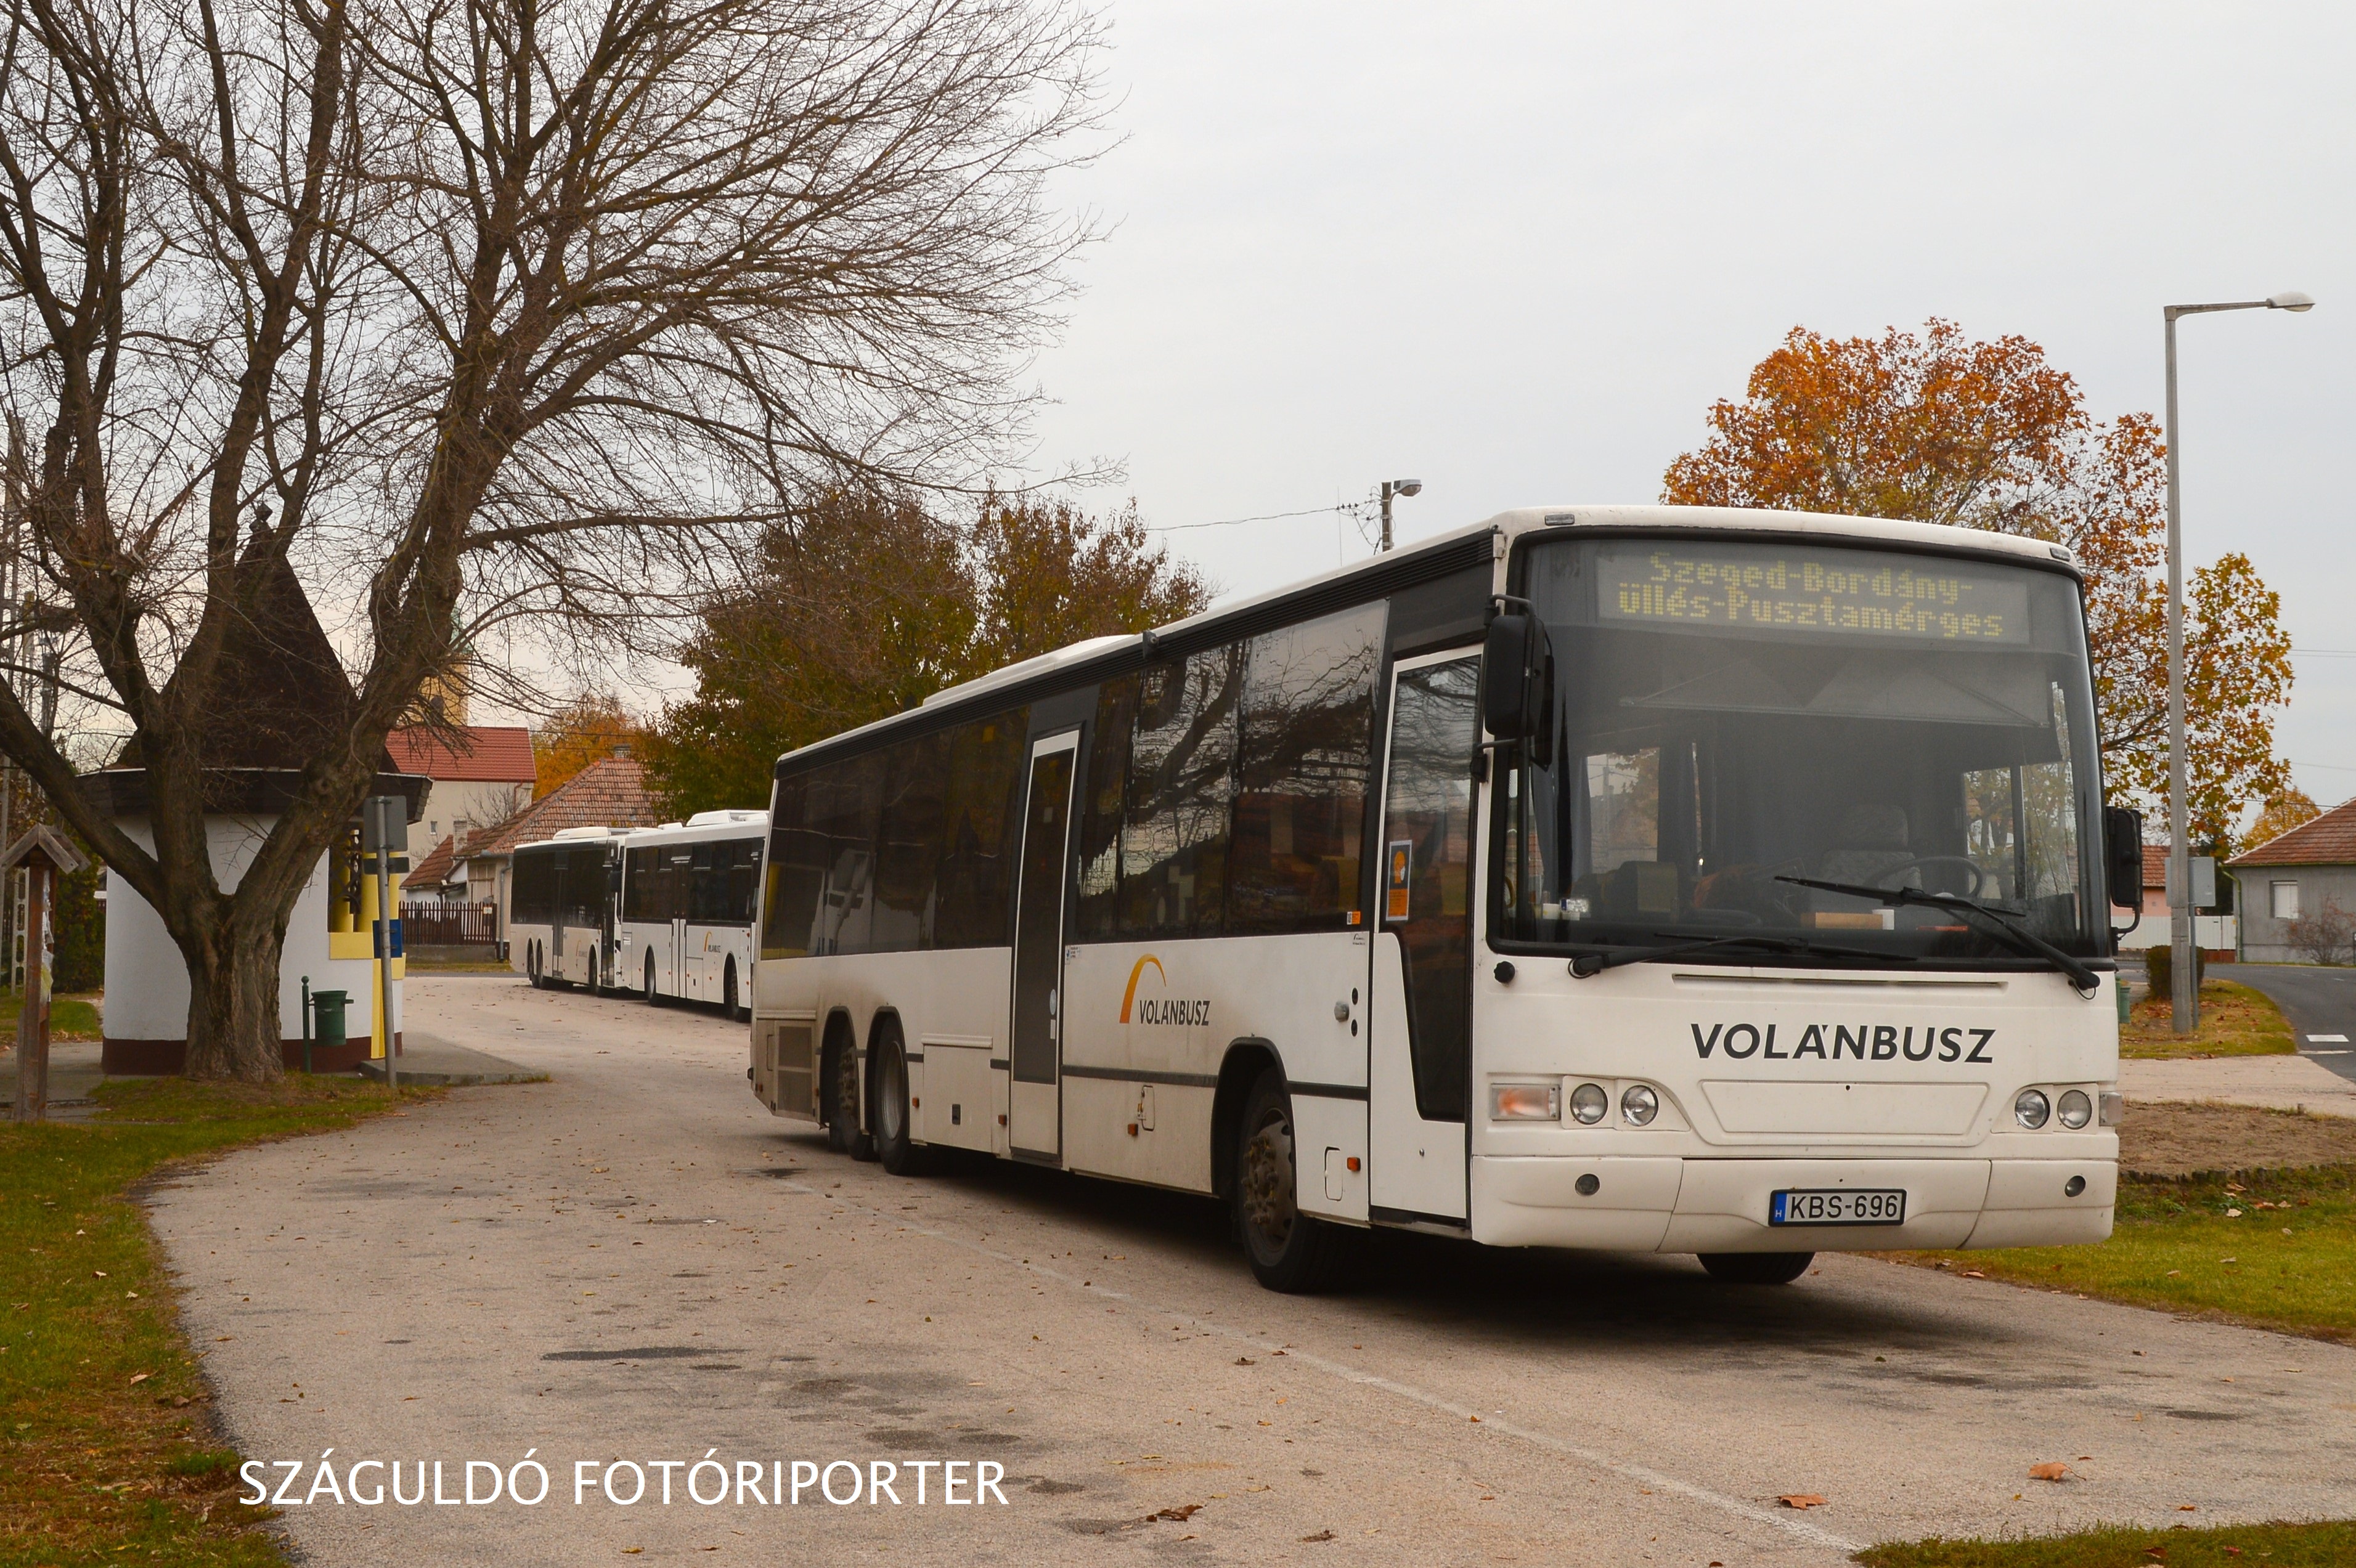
724 960 743 1022
1233 1068 1348 1294
644 954 659 1005
1698 1252 1814 1285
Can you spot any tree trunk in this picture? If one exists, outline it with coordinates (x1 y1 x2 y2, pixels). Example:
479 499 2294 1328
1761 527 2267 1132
178 906 290 1083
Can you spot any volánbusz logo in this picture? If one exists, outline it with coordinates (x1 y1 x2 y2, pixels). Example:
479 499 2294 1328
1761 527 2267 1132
1118 954 1212 1028
1692 1022 1994 1063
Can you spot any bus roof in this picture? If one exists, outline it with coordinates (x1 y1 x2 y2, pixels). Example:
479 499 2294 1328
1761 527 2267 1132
775 503 2079 774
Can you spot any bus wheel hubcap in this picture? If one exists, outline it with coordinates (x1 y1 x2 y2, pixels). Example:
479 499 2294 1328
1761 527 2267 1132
1242 1115 1295 1248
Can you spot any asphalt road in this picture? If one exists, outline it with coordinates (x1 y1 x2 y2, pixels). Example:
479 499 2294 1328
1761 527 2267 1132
2214 964 2356 1083
144 977 2356 1567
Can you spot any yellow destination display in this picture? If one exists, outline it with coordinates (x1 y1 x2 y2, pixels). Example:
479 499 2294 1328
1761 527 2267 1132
1596 543 2031 644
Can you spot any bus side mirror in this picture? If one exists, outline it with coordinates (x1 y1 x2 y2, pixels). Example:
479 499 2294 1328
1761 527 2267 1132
1481 611 1554 749
2103 805 2143 910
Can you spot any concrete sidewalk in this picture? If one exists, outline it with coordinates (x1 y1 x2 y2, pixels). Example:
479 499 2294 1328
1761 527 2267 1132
2120 1051 2356 1118
354 1031 547 1086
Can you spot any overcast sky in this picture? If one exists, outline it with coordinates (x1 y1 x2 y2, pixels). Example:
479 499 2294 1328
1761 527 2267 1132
1005 0 2354 814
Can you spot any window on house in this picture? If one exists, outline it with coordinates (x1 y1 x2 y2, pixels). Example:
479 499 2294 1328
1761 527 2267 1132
2272 880 2300 920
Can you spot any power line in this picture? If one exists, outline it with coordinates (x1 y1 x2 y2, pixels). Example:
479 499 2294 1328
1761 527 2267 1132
1144 504 1348 534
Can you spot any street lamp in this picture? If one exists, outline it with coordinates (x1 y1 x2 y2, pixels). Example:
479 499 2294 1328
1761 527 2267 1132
2162 290 2313 1034
1379 479 1422 553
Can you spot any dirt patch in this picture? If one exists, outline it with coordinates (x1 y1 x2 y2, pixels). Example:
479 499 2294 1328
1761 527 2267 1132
2119 1100 2356 1178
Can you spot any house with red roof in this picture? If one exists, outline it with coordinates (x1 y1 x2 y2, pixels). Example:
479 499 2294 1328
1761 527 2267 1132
2227 799 2356 962
385 725 537 843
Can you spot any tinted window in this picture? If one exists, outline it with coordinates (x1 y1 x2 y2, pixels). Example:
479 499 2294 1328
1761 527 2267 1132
1074 676 1136 942
513 846 557 925
622 847 661 922
807 753 882 955
725 837 762 924
564 845 612 929
1228 604 1384 934
935 708 1028 948
1123 645 1240 938
874 733 948 952
762 774 825 959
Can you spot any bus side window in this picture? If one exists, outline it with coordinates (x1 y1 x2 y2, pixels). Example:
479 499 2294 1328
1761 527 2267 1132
875 731 948 951
762 774 825 959
1123 646 1239 938
1230 603 1384 935
1074 675 1137 943
935 707 1029 949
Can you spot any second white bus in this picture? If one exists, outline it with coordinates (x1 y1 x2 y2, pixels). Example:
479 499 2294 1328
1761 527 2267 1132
616 810 765 1017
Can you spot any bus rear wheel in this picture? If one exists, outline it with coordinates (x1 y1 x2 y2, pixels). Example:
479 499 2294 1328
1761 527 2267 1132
826 1034 874 1160
644 954 659 1004
1233 1068 1348 1294
1698 1252 1814 1285
871 1027 933 1177
527 943 544 988
723 960 743 1022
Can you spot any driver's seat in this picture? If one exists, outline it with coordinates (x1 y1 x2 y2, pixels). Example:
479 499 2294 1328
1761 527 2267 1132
1814 804 1914 888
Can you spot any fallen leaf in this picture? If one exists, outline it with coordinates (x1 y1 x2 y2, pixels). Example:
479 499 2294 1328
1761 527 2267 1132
1777 1494 1827 1509
1147 1505 1200 1522
1962 1270 1986 1279
1234 1357 1255 1366
2225 1208 2242 1218
128 1373 152 1387
2179 1504 2198 1511
1300 1530 1335 1542
2028 1462 2068 1481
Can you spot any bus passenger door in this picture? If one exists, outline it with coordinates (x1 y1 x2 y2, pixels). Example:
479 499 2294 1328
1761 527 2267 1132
1368 652 1480 1225
1008 733 1080 1160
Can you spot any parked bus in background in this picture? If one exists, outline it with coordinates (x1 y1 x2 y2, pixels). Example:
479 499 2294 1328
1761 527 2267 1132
509 826 630 991
616 810 766 1019
746 506 2141 1293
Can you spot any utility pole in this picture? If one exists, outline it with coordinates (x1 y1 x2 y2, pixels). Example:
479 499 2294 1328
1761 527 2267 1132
1377 478 1424 553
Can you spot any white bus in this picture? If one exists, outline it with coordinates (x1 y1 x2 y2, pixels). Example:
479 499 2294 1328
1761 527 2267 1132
746 506 2138 1293
510 827 630 991
616 810 766 1018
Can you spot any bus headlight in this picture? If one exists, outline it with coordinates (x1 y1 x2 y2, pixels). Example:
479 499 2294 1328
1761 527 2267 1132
2014 1089 2051 1129
1491 1083 1560 1121
1568 1083 1609 1124
1620 1084 1659 1126
2056 1089 2093 1130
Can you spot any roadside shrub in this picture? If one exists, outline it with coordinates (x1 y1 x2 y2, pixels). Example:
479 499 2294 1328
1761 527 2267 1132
2285 899 2356 966
2145 943 2207 999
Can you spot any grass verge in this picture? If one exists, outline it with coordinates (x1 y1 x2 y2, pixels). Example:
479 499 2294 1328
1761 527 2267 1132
1891 1163 2356 1341
0 993 104 1043
2119 980 2295 1060
1857 1517 2356 1566
0 1073 434 1566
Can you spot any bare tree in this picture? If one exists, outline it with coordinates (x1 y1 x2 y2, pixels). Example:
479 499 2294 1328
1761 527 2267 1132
0 0 1103 1079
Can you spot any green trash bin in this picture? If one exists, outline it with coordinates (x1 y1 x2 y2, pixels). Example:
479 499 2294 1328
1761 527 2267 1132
312 990 351 1050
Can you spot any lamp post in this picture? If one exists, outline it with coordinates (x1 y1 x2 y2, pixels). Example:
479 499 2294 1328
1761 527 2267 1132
1378 479 1422 553
2162 290 2312 1034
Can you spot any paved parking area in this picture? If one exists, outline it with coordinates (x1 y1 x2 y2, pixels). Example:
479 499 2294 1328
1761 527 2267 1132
144 976 2356 1567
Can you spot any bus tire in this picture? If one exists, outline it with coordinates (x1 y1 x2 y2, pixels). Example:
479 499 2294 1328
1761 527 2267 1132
723 959 743 1022
527 943 544 988
1233 1067 1349 1294
644 954 660 1005
1698 1252 1814 1285
871 1025 933 1176
825 1031 874 1160
586 950 600 993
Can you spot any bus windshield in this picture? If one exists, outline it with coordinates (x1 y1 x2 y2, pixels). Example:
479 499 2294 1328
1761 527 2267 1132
1496 535 2108 965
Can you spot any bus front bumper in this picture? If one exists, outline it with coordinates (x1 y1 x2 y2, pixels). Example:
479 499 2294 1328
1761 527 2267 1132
1468 1155 2116 1253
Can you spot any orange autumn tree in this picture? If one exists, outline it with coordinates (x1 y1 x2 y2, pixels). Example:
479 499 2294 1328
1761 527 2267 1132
1663 320 2292 854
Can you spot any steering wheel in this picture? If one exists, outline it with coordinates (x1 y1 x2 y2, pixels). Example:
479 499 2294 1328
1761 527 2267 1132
1886 856 1986 898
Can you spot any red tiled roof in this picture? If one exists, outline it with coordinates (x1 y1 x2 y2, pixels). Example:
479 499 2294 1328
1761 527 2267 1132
385 725 537 784
2142 843 2166 890
2228 797 2356 868
407 832 459 888
476 755 656 856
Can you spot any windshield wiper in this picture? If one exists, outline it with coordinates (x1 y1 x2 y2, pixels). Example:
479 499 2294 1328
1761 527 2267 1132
1774 875 2103 997
1566 930 1888 978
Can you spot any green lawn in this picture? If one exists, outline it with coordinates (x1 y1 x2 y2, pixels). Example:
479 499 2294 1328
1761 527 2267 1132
0 1074 433 1567
0 991 103 1042
2119 979 2296 1060
1858 1519 2356 1566
1895 1163 2356 1342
